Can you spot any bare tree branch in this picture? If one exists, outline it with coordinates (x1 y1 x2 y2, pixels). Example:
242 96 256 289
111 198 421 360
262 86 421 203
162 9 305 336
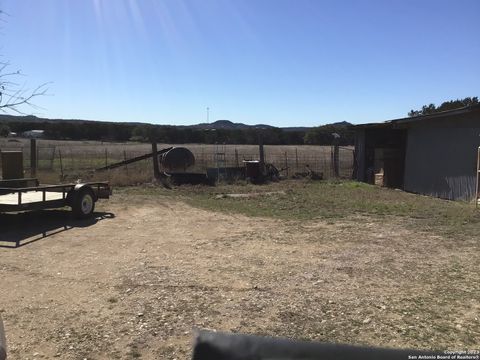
0 11 49 115
0 61 50 114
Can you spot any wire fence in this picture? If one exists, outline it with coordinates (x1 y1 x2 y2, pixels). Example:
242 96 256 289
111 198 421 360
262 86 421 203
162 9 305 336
0 142 354 182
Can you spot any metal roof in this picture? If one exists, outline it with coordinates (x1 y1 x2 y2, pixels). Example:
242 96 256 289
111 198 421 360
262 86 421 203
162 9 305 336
356 103 480 129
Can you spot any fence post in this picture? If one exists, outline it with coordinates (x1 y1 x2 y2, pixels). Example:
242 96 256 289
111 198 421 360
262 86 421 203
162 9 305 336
258 135 265 175
295 147 299 173
285 151 288 178
50 146 56 170
30 139 37 178
235 148 239 167
59 149 64 179
151 142 160 179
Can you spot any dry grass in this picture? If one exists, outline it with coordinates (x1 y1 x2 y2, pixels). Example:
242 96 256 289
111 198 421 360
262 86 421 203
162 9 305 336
125 179 480 239
1 138 354 182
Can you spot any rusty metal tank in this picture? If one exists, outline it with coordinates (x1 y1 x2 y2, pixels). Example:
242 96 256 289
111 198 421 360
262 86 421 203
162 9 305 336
161 147 195 171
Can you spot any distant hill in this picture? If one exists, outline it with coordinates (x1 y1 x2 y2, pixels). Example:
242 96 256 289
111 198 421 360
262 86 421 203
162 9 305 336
330 121 352 126
0 114 144 126
282 126 312 132
189 119 352 131
0 114 352 130
0 114 45 123
188 119 275 130
0 114 354 145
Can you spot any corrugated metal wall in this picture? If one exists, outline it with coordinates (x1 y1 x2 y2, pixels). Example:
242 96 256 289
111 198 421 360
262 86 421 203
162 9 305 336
404 115 480 200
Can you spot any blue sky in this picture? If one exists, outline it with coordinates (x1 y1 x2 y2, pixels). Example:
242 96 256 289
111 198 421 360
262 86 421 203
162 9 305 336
1 0 479 126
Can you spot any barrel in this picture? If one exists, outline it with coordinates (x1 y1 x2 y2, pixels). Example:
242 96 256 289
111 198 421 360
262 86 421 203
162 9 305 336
161 147 195 171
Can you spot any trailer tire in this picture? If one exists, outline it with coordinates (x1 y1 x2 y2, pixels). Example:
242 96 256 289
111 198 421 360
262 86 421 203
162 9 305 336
72 187 96 219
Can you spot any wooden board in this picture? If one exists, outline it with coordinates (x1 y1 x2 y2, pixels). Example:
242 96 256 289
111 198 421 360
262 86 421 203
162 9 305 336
0 191 64 205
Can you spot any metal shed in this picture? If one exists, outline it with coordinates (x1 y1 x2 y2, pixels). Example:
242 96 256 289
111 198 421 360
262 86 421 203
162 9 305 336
354 104 480 201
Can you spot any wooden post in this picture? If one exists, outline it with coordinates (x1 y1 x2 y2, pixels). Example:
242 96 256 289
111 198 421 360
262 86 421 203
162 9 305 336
59 149 64 179
235 148 239 168
285 151 289 178
258 134 265 176
37 146 40 171
152 142 160 179
30 139 37 177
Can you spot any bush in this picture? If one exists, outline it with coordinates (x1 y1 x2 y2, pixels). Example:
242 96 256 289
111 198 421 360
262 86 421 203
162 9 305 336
0 124 10 137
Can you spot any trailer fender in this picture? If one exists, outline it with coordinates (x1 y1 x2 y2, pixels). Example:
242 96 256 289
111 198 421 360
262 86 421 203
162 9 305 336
66 184 98 204
74 184 97 199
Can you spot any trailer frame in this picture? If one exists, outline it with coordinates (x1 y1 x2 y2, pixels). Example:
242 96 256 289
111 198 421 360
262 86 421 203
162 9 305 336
0 180 111 217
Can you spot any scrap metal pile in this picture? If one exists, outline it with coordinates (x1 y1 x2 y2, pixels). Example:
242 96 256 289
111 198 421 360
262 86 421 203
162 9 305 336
96 145 282 185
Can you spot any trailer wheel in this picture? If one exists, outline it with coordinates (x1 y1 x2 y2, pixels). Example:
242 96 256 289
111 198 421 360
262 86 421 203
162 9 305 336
72 187 95 219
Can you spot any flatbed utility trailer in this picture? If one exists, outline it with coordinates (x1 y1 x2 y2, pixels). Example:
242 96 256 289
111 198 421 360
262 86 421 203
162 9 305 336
0 179 111 218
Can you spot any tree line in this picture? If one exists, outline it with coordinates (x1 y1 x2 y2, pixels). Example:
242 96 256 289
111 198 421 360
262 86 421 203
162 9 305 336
0 118 354 146
408 97 478 117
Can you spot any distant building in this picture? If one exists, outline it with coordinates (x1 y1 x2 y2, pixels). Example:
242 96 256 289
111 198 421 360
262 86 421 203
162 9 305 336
354 104 480 201
22 130 45 139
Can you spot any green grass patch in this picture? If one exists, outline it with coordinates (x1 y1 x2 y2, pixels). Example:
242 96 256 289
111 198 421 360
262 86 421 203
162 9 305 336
120 180 480 238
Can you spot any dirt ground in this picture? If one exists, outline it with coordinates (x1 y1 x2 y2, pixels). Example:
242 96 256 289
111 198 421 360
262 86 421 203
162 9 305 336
0 192 479 359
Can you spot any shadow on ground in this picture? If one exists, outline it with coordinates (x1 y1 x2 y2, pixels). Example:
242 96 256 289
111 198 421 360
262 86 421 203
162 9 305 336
0 210 115 248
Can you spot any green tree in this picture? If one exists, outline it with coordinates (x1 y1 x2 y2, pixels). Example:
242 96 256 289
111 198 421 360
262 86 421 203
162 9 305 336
304 124 354 145
408 97 478 117
0 124 10 137
131 125 149 141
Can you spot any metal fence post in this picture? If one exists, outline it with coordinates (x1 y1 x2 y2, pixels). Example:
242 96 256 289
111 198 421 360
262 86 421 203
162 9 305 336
285 151 288 177
295 147 298 172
